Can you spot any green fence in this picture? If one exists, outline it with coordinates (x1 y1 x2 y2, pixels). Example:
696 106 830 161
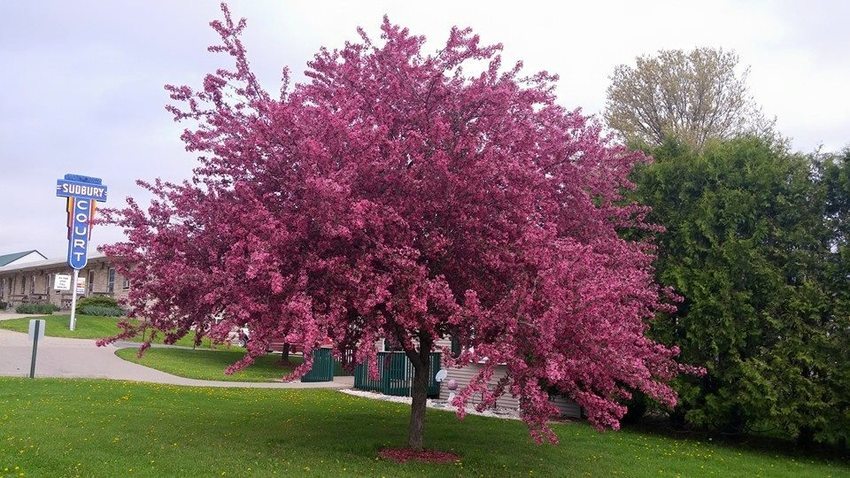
354 351 441 397
300 348 334 382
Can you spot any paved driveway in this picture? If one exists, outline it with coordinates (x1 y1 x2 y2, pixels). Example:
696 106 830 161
0 328 353 389
0 312 42 321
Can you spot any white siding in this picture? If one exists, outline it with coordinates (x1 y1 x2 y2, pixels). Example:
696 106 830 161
434 337 452 350
439 361 581 418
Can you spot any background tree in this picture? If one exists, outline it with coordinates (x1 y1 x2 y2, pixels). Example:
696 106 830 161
633 137 844 445
815 148 850 448
605 48 773 151
101 5 696 451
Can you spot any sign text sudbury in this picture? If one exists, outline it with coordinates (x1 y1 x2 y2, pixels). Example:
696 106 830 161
55 174 108 270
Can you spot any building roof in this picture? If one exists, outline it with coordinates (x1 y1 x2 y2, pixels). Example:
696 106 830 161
0 250 47 267
0 253 108 274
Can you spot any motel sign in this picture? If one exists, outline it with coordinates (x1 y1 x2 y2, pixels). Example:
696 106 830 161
55 174 108 270
55 173 107 331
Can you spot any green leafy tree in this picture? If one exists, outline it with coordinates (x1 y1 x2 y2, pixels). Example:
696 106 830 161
634 137 841 444
605 48 777 151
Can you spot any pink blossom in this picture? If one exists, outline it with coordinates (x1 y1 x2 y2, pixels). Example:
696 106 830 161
100 4 699 444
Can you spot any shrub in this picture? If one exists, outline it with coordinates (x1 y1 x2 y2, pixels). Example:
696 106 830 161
0 301 7 310
75 295 119 314
79 305 124 317
15 303 60 314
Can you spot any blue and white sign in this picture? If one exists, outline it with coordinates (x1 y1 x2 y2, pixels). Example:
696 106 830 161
56 173 108 270
56 180 108 201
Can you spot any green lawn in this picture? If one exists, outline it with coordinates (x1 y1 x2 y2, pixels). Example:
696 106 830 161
0 379 847 477
0 315 222 348
0 314 133 340
114 347 351 382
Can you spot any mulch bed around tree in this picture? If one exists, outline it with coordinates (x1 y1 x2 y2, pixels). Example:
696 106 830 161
378 447 461 464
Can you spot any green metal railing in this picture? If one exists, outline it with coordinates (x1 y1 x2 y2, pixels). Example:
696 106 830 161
300 348 334 382
354 351 441 397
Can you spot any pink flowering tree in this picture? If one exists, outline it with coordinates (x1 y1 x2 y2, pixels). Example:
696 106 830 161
101 4 697 450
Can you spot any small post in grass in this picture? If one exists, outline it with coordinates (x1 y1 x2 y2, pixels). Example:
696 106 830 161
28 319 45 378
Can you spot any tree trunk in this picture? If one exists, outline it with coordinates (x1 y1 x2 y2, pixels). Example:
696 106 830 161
797 425 815 449
280 343 290 364
404 332 433 451
407 353 431 451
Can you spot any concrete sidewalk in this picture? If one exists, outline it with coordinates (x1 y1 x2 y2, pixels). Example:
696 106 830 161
0 312 44 321
0 328 353 389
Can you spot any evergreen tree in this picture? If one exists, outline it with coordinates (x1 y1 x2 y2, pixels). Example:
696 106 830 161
634 137 842 444
815 149 850 447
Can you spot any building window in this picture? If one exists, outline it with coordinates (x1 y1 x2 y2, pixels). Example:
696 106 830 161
21 276 26 294
30 275 36 295
88 270 95 294
450 336 462 358
45 274 51 294
107 268 115 293
122 276 130 290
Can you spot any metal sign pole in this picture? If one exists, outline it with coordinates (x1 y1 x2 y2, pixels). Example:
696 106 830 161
69 269 79 331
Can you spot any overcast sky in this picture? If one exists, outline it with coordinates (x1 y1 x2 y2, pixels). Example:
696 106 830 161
1 0 848 259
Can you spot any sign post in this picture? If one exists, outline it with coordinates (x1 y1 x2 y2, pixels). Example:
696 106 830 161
28 319 45 378
56 173 107 331
69 269 80 328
